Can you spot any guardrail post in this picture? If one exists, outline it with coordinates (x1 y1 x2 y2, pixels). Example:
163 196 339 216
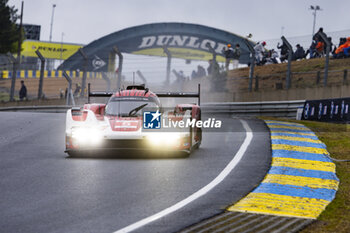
163 46 172 85
7 53 17 101
63 71 75 106
136 70 147 85
198 83 201 106
255 75 259 91
35 50 45 99
281 36 293 89
78 48 88 97
101 72 111 91
205 42 217 63
243 39 255 92
343 69 348 85
113 46 123 90
88 83 91 104
318 32 331 86
316 71 321 84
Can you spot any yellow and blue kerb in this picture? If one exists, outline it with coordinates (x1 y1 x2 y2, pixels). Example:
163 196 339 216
228 120 339 219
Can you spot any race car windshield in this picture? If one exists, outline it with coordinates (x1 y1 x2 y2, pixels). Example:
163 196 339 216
105 100 159 117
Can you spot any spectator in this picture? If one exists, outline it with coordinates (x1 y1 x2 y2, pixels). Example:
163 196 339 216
314 27 327 42
65 88 68 99
334 37 350 58
222 44 234 70
293 44 305 60
305 40 317 59
232 44 241 69
344 46 350 57
254 41 266 65
196 65 206 78
59 89 64 99
270 49 279 64
172 70 186 90
179 70 185 78
264 50 277 64
315 37 325 57
318 27 324 34
339 37 347 47
315 27 327 44
313 28 329 57
19 80 27 101
73 83 81 97
277 41 289 62
191 70 198 79
332 38 345 57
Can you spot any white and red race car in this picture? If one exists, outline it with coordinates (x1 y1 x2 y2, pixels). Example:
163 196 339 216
65 84 202 157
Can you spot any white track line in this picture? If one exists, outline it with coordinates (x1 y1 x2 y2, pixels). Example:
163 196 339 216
114 119 253 233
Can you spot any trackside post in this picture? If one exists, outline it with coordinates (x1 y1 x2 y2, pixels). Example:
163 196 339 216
136 70 147 86
7 53 17 101
317 32 331 86
198 83 201 106
244 39 255 92
78 48 88 97
63 71 75 106
163 46 172 85
281 36 293 89
101 72 111 92
205 42 217 63
113 46 123 91
35 50 45 99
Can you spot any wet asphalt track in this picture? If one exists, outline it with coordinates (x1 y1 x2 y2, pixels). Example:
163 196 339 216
0 112 270 233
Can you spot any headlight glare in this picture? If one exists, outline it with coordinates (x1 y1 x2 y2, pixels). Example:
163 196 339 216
71 127 103 145
147 133 181 146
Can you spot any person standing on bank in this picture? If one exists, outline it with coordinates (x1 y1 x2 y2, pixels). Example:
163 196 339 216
232 44 241 69
19 80 27 101
223 44 234 70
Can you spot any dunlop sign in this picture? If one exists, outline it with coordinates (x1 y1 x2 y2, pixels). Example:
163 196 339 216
61 23 253 71
22 40 83 60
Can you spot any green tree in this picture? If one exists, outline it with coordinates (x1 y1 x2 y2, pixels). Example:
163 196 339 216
0 0 19 53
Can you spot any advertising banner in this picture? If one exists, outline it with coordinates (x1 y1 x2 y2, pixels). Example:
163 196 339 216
22 40 83 60
301 97 350 122
60 23 254 72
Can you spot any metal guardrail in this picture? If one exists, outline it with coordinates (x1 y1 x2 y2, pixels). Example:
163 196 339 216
201 100 305 117
0 100 306 117
0 105 72 113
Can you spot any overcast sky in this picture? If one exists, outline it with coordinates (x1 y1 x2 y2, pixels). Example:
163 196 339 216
8 0 350 45
6 0 350 85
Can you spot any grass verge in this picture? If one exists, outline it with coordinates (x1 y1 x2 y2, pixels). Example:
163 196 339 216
0 92 18 101
261 117 350 233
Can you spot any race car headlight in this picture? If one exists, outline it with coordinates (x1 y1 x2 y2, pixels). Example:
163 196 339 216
146 133 181 146
71 127 103 145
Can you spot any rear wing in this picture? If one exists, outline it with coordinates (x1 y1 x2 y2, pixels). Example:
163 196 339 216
87 83 201 105
87 83 113 103
155 84 201 106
